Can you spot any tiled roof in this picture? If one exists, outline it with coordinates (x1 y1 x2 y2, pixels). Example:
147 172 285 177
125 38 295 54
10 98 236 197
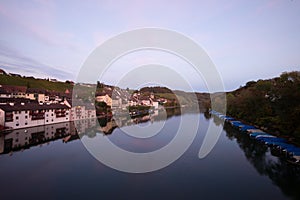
26 88 46 94
0 102 69 112
65 98 95 110
0 97 36 104
0 85 27 93
139 96 150 100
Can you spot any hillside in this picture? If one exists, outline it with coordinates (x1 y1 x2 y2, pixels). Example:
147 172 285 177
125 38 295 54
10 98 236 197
226 71 300 140
138 86 209 109
0 74 72 93
0 71 213 110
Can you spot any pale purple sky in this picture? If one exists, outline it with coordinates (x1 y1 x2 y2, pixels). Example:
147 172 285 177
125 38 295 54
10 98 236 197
0 0 299 91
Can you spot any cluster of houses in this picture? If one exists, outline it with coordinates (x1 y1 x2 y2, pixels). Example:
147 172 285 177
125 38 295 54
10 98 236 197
0 81 168 131
95 87 164 110
0 85 66 103
0 84 96 130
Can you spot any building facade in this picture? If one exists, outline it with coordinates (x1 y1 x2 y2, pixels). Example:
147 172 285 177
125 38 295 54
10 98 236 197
0 102 70 130
64 99 96 121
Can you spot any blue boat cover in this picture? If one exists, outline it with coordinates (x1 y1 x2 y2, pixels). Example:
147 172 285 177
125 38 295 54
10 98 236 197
250 132 269 137
240 125 256 131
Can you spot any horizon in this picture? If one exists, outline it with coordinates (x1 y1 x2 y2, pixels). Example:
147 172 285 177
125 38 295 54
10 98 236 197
0 67 298 93
0 0 300 92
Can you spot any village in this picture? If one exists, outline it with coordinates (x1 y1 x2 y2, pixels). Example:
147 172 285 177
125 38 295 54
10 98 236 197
0 69 171 131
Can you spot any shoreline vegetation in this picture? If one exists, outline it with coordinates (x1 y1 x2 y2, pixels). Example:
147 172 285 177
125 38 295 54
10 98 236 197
209 110 300 164
214 71 300 144
0 69 299 143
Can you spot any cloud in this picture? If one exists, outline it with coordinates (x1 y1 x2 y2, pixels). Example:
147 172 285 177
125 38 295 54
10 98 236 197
0 1 83 51
0 42 74 80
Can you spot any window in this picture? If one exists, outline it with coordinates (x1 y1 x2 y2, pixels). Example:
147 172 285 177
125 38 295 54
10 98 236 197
25 115 28 119
16 123 19 126
51 119 54 122
46 120 48 122
51 114 54 116
25 110 28 113
16 116 19 120
46 114 48 117
25 122 27 125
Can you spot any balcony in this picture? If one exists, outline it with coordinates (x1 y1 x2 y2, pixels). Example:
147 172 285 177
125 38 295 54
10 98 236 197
31 113 45 120
5 117 13 122
56 114 66 118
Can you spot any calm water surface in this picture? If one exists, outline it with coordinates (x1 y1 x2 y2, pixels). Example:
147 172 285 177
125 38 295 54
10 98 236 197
0 112 299 200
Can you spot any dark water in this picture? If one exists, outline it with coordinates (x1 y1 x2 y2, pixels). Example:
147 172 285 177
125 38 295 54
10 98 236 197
0 112 300 200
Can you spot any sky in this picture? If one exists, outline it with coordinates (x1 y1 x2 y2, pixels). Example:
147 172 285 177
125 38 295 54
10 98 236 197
0 0 299 92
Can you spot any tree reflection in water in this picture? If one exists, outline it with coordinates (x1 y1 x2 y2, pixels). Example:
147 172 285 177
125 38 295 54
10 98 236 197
2 110 300 199
223 123 300 200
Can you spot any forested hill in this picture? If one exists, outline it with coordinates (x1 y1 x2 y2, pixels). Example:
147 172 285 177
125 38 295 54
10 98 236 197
226 71 300 140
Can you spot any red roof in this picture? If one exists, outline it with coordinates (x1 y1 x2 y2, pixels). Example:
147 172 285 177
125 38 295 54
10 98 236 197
0 85 27 93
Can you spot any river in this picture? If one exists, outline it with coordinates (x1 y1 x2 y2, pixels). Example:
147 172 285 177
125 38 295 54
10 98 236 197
0 110 299 200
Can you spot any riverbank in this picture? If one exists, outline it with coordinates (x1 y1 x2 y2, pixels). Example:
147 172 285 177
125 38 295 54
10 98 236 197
210 110 300 165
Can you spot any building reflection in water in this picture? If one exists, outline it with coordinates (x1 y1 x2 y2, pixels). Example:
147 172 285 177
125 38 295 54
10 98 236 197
0 107 190 155
2 109 299 199
0 118 98 155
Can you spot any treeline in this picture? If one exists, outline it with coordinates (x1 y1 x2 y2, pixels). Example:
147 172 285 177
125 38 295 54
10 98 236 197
139 86 173 94
226 71 300 139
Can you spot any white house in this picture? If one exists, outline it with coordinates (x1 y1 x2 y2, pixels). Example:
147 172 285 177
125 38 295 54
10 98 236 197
25 88 47 103
64 99 96 121
96 93 112 106
128 97 138 106
0 102 70 129
139 96 151 106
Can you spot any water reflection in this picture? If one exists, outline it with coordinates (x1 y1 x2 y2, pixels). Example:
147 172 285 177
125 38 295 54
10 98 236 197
0 119 96 155
1 111 300 199
222 122 300 200
0 107 193 155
